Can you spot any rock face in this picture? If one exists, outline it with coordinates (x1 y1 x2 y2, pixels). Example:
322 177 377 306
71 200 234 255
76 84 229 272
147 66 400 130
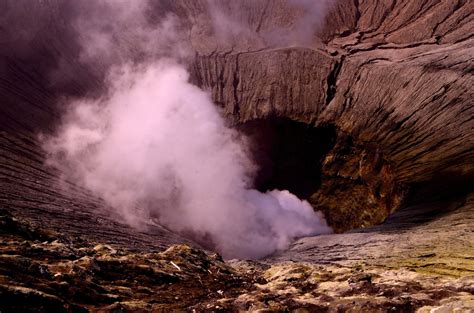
0 0 473 311
190 0 474 231
1 0 472 231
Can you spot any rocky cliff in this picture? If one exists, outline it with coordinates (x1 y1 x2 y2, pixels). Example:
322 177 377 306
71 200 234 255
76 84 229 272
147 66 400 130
190 0 474 231
1 0 472 231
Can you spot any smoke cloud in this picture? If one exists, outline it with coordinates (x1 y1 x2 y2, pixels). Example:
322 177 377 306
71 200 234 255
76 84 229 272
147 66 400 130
40 0 333 259
43 60 332 259
71 1 190 69
209 0 333 47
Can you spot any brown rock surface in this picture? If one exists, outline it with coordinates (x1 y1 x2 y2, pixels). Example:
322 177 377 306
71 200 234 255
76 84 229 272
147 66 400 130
190 0 474 230
1 204 472 312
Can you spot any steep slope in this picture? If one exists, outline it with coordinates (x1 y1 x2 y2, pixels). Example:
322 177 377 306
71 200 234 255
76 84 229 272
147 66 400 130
190 0 474 230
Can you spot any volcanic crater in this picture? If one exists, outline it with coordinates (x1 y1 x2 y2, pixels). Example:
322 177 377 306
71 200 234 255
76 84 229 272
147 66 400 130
1 0 473 312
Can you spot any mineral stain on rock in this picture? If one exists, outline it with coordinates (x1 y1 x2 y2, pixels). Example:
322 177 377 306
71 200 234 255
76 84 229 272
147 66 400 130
1 0 473 311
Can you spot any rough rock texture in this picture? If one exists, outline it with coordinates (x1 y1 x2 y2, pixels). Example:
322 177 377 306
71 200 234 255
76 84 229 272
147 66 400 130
1 205 473 312
191 0 474 230
1 0 472 230
0 132 194 253
271 193 474 277
0 209 249 312
0 0 473 311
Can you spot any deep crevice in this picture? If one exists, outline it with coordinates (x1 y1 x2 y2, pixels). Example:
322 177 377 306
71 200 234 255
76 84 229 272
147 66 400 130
237 117 337 200
325 56 344 106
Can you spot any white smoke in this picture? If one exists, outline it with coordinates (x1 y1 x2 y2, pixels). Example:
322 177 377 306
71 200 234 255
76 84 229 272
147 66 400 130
43 61 332 259
208 0 333 47
71 1 191 69
41 0 333 259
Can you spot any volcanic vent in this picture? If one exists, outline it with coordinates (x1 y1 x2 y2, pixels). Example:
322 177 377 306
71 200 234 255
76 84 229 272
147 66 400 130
240 118 337 200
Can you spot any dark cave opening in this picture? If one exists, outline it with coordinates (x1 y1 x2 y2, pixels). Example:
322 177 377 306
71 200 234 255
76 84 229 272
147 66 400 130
238 117 337 200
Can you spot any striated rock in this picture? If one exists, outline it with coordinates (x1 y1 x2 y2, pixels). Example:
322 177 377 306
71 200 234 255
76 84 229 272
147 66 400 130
1 0 472 230
190 0 474 230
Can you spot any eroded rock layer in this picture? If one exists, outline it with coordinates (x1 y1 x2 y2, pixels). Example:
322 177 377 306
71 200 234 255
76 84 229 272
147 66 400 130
190 0 474 230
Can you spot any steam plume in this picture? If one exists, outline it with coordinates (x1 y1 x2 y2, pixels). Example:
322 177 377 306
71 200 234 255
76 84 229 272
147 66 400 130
40 0 333 259
209 0 333 47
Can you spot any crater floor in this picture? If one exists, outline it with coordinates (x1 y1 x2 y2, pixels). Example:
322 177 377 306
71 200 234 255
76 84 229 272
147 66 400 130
1 195 473 312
